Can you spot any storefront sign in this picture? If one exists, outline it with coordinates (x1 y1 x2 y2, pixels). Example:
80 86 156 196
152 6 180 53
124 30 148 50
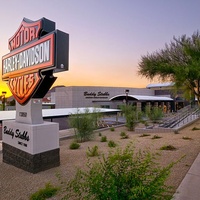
4 126 30 141
2 17 69 105
3 125 30 148
84 91 110 99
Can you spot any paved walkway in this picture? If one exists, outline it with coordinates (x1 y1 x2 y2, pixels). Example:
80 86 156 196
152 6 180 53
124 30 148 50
172 152 200 200
1 129 200 199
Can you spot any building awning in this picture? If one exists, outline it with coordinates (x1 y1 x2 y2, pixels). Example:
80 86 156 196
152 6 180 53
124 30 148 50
110 94 173 101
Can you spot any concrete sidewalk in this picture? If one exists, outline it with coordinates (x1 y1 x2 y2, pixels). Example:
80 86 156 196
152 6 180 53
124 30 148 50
173 152 200 200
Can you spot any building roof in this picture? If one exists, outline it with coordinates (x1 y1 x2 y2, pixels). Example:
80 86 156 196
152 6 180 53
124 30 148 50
110 94 173 101
146 82 174 89
0 107 120 122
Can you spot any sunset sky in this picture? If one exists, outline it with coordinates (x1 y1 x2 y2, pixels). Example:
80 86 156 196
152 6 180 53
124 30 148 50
1 0 200 97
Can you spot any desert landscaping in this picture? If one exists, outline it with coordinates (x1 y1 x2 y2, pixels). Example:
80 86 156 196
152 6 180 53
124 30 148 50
1 119 200 199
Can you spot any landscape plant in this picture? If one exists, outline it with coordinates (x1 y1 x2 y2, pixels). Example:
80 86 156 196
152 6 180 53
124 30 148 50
160 145 177 151
120 131 129 139
110 127 115 131
86 145 99 157
152 135 162 139
100 136 107 142
108 140 117 148
139 133 150 137
182 136 192 140
30 182 59 200
145 106 163 124
192 126 200 131
63 144 174 200
69 141 80 150
69 108 101 142
120 105 143 131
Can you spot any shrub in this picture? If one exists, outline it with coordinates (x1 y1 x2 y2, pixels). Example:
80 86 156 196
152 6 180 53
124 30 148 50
100 136 107 142
160 145 177 151
110 127 115 131
108 140 117 148
182 136 192 140
87 145 99 157
174 130 179 134
98 132 102 136
69 142 80 150
30 182 59 200
120 105 142 131
192 127 200 131
152 135 162 139
120 131 129 139
139 133 150 137
146 106 163 123
69 108 101 142
64 144 174 200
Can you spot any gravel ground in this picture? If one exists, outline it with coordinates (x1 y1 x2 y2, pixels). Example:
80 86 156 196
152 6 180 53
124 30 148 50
1 120 200 199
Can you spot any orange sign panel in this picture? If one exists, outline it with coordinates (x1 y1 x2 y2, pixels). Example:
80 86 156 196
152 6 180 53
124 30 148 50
2 17 69 105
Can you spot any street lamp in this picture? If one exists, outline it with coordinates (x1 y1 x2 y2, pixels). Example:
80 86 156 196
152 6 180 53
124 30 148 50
125 89 129 105
2 91 7 111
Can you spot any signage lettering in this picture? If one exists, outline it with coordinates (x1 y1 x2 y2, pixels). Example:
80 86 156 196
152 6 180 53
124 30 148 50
19 112 27 117
3 40 50 74
3 126 14 139
18 141 27 147
3 126 30 142
84 91 110 99
8 73 41 104
15 129 29 141
8 19 41 51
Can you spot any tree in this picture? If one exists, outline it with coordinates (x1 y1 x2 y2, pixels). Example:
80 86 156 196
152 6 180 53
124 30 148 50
138 31 200 104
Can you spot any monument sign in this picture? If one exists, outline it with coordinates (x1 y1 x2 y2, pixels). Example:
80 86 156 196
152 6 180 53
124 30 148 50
2 18 69 173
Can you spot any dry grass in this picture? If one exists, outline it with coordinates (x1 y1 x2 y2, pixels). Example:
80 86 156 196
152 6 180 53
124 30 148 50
1 119 200 199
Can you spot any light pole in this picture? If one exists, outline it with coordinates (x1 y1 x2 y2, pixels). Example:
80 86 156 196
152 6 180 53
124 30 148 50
125 89 129 105
2 91 6 111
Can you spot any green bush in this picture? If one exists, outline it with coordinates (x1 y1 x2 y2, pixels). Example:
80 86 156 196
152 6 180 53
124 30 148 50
100 136 107 142
64 144 174 200
139 133 150 137
146 106 163 123
69 142 80 150
120 131 129 139
108 140 117 148
120 105 143 131
182 136 192 140
98 132 102 136
30 182 59 200
174 130 179 134
86 145 99 157
110 127 115 131
192 127 200 131
152 135 162 139
160 145 177 151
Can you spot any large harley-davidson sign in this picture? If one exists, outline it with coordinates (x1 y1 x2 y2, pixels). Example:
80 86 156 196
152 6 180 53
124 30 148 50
2 18 69 105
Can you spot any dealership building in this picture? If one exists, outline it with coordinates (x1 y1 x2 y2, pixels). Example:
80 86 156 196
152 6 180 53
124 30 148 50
49 82 188 112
